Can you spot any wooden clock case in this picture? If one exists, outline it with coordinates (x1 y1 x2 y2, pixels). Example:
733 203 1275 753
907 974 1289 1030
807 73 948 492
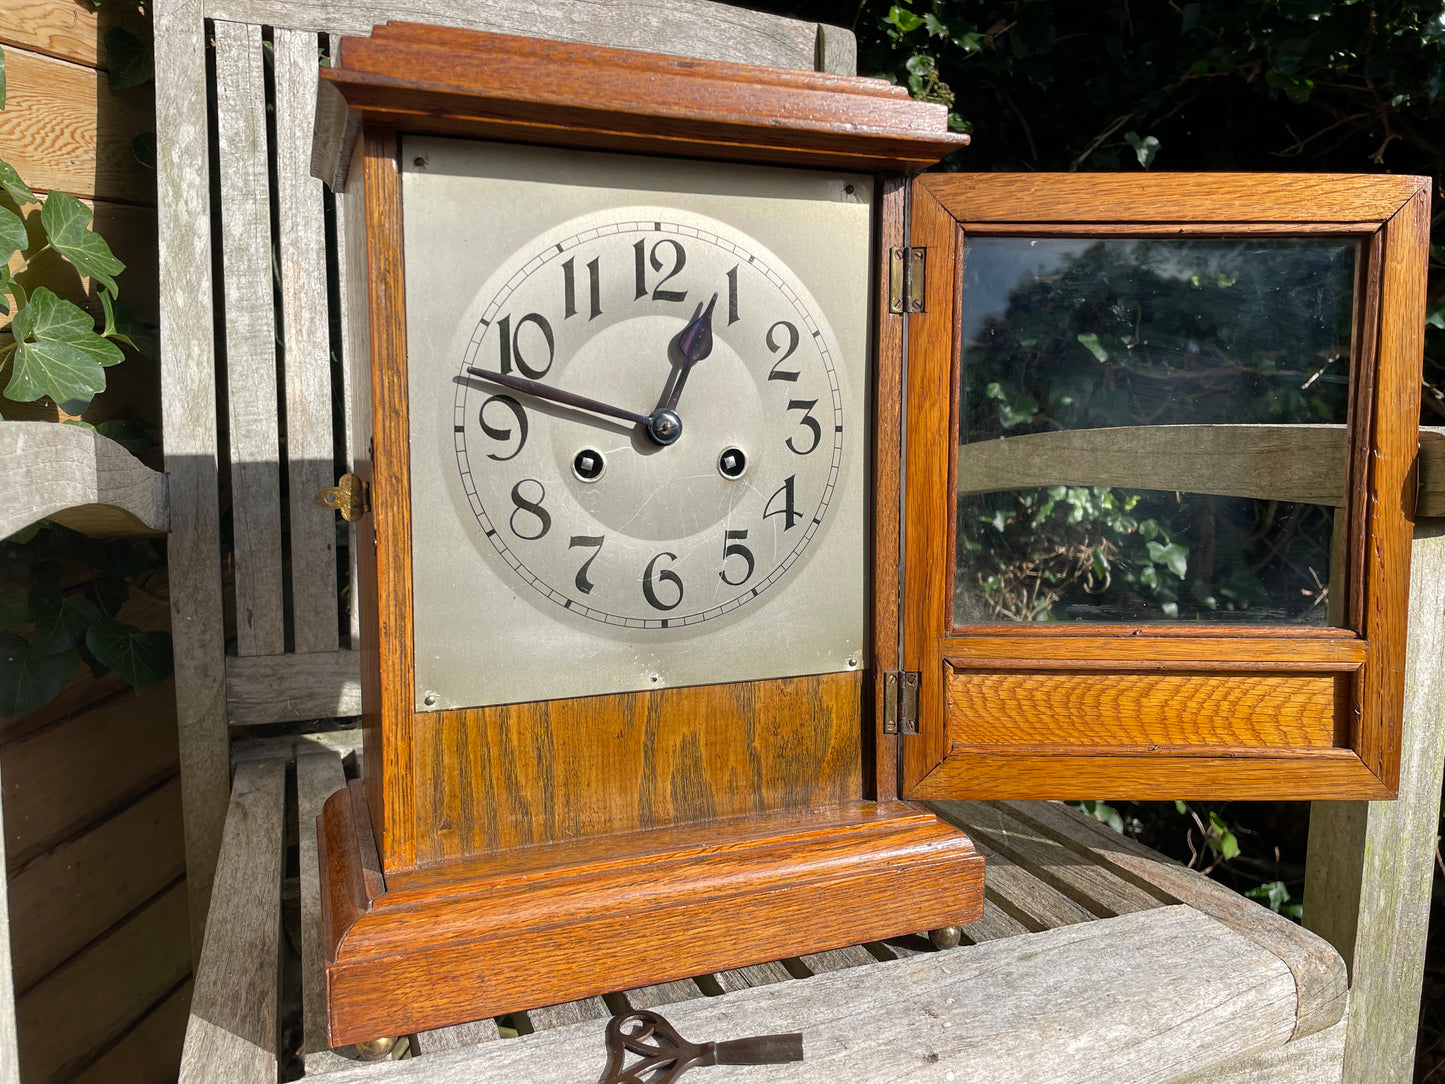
312 24 983 1044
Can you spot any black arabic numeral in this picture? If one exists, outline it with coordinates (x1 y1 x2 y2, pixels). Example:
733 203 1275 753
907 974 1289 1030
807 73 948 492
509 479 551 540
568 535 604 595
763 474 801 531
766 320 800 381
497 312 555 379
642 551 684 611
785 399 821 455
633 237 688 303
478 394 528 462
725 264 740 325
719 529 755 587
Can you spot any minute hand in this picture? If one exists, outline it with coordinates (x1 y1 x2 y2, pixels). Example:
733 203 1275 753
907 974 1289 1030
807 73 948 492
465 367 649 427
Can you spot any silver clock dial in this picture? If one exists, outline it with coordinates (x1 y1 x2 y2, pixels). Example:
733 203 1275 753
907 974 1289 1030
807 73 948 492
452 210 845 629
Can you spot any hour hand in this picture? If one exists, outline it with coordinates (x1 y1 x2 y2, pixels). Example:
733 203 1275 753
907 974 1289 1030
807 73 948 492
665 293 718 413
465 367 649 428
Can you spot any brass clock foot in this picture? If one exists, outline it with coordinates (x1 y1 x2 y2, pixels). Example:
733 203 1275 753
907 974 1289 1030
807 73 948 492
928 925 962 950
354 1036 398 1061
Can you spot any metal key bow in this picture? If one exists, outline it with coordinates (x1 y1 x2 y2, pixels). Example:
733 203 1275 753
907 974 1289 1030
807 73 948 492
599 1009 803 1084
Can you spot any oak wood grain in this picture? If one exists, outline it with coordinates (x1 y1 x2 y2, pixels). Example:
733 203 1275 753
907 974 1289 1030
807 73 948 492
320 798 983 1044
316 24 963 187
411 673 862 861
926 173 1428 224
946 669 1343 751
0 1 148 69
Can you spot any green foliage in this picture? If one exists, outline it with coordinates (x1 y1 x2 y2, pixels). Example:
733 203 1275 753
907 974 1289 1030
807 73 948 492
1246 879 1304 920
0 30 169 719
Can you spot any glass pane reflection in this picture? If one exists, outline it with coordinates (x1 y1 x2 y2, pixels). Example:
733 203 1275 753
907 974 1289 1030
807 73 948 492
955 237 1356 626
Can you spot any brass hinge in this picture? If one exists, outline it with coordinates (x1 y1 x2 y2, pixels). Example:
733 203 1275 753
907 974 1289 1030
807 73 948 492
888 247 926 315
315 473 371 522
883 670 920 735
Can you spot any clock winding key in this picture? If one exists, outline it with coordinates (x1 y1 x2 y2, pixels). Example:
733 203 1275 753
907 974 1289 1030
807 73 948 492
600 1009 803 1084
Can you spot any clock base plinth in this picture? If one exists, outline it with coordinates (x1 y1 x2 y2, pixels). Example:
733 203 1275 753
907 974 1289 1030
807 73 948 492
317 789 984 1045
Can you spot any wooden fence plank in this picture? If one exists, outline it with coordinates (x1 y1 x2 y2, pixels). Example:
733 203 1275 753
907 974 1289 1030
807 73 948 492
3 196 159 332
0 420 167 539
957 424 1347 505
2 680 178 870
214 20 285 659
70 980 192 1084
275 27 342 655
1303 524 1445 1083
179 759 286 1084
209 0 826 69
8 777 185 993
0 47 154 204
154 0 230 957
297 750 353 1074
225 649 363 725
0 2 150 69
314 907 1301 1084
15 881 190 1083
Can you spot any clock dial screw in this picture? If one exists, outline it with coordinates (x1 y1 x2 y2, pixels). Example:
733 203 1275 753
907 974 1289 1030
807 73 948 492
423 692 439 707
717 448 747 479
573 448 606 482
647 408 683 446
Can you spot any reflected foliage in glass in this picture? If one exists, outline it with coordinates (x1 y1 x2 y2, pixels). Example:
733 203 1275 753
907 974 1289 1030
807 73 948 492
955 237 1356 626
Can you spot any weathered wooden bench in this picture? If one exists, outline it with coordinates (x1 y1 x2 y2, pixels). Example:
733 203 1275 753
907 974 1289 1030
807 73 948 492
6 0 1441 1079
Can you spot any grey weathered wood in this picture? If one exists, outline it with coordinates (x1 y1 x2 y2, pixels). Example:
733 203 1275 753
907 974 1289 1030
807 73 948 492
1303 522 1445 1084
969 837 1099 931
210 0 827 69
798 944 881 974
0 755 20 1084
518 998 606 1033
312 907 1302 1084
1419 427 1445 516
154 0 232 960
231 727 364 765
225 649 363 725
297 751 353 1074
613 978 704 1010
814 23 856 76
958 424 1347 505
1172 1013 1346 1084
959 898 1035 943
0 420 167 539
413 1019 502 1053
275 27 342 656
980 800 1346 1042
214 20 286 660
711 961 794 993
179 759 286 1083
945 800 1164 918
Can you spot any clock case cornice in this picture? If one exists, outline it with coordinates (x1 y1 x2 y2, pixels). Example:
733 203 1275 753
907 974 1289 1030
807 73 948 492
312 20 970 191
313 24 983 1044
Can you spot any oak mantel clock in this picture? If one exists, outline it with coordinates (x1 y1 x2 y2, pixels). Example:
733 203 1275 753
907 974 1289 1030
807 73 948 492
313 23 1427 1044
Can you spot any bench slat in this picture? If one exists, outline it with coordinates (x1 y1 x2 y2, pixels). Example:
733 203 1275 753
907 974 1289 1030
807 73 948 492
179 759 286 1083
215 20 286 658
297 750 354 1073
276 26 343 655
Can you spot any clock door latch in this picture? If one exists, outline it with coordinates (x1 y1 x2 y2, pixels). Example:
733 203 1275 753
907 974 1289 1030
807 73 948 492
883 671 921 735
888 247 926 315
315 473 371 522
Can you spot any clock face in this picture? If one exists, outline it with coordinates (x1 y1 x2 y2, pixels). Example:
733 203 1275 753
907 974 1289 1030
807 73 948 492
452 210 844 630
403 138 871 710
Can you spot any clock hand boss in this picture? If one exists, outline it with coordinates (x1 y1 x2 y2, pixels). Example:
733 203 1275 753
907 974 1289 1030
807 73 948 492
465 367 683 446
665 292 718 413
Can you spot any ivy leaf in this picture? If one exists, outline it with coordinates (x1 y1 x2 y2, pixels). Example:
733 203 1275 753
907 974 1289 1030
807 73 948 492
1076 332 1110 362
28 586 100 654
40 192 125 297
1246 880 1291 913
0 158 34 205
1147 540 1190 579
6 287 122 408
1123 131 1160 169
85 615 172 692
885 6 925 33
0 205 23 262
104 28 154 90
0 633 78 719
99 292 157 359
